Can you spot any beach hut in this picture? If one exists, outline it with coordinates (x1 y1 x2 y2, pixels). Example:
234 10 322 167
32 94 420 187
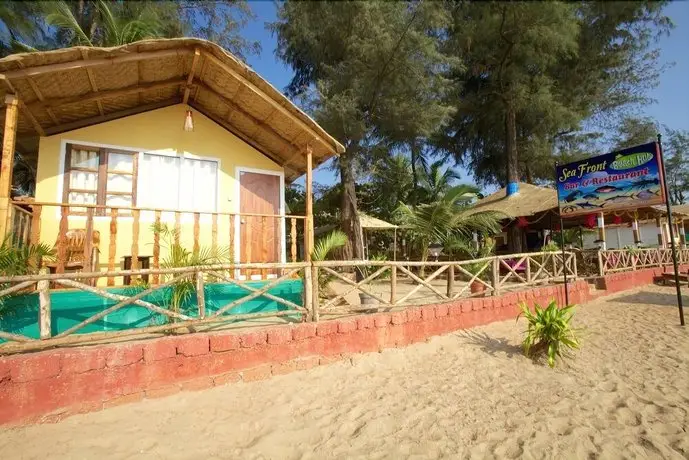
0 38 345 283
314 212 399 260
467 182 689 253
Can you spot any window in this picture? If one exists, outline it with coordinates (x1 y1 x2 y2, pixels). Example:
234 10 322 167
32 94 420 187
138 152 218 212
63 144 137 215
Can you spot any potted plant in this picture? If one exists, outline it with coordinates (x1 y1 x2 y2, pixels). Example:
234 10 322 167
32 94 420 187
464 260 491 295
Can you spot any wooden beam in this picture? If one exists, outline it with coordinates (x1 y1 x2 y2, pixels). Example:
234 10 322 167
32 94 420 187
80 49 104 116
15 61 60 125
28 78 187 111
44 99 180 136
202 52 341 155
305 145 314 259
183 48 201 105
0 94 19 239
2 79 45 136
0 48 194 79
196 82 303 155
190 104 299 179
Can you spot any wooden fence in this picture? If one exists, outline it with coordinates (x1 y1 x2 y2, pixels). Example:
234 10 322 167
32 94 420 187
597 248 689 275
311 251 577 318
10 203 32 247
0 262 310 352
9 200 307 280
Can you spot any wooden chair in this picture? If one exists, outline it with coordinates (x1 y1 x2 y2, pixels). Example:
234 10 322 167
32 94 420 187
45 229 101 282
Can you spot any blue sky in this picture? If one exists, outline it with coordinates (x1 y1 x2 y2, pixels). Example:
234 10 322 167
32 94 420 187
240 1 689 190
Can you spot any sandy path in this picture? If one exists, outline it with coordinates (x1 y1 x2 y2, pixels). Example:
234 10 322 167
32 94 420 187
1 285 688 459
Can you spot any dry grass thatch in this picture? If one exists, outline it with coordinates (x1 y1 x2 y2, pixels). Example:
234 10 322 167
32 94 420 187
0 38 345 181
467 182 558 219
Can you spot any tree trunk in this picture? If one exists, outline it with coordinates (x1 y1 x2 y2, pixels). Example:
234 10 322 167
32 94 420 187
339 152 364 263
410 141 420 206
505 102 523 254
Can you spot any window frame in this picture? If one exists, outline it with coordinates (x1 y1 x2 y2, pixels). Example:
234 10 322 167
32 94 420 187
62 143 138 216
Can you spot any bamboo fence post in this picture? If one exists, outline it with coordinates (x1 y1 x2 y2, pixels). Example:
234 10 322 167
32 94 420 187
304 145 314 320
196 269 205 319
211 213 218 254
290 217 297 262
153 210 161 285
491 257 500 296
390 265 397 303
131 209 140 278
572 252 578 279
447 264 455 298
193 212 200 255
29 204 42 246
0 95 18 240
107 208 118 286
82 207 94 275
598 250 604 276
312 265 319 321
38 269 51 339
56 205 69 274
21 210 30 246
525 256 531 284
174 211 181 246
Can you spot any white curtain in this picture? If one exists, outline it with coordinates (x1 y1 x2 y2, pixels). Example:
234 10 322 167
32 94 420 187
67 149 98 209
139 153 217 212
139 153 181 210
179 158 218 212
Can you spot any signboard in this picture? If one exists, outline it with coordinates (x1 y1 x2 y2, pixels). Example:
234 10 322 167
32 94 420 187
556 142 666 217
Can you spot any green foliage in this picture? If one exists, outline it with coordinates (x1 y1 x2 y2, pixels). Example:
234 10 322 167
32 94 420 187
152 223 230 316
446 238 494 281
311 230 348 297
0 235 55 277
396 185 503 262
517 300 580 368
541 241 560 253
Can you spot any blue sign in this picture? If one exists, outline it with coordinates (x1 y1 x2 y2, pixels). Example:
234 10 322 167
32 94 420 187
556 142 666 217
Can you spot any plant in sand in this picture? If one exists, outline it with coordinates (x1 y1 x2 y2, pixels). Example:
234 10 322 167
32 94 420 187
517 300 580 368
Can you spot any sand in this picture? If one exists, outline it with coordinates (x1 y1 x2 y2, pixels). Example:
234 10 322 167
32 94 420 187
2 285 688 459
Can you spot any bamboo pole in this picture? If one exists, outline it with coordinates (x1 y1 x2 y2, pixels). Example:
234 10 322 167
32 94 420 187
446 264 455 298
153 210 161 285
107 208 118 286
304 145 314 320
656 216 664 248
38 270 51 339
229 214 236 266
174 211 181 246
261 215 267 279
205 271 303 311
82 207 94 274
0 95 18 240
312 265 319 321
131 209 140 275
491 257 500 296
196 270 205 319
0 280 35 297
525 257 531 284
211 213 218 253
193 212 200 255
290 217 297 262
29 204 42 246
56 205 69 274
390 265 397 304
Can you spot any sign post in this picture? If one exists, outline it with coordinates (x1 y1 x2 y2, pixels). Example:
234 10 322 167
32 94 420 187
555 140 684 325
657 134 685 326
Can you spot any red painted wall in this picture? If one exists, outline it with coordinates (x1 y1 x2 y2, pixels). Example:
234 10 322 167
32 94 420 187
0 267 676 426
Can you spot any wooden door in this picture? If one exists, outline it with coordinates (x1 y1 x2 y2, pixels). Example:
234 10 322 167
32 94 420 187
239 171 281 279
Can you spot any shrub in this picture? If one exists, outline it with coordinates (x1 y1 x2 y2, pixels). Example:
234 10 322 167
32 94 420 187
517 300 580 368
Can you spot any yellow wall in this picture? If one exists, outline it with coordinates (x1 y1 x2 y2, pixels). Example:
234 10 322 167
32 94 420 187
34 104 285 281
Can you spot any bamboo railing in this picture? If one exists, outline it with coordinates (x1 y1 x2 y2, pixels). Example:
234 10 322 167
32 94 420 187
10 200 307 282
0 262 309 352
598 248 689 275
9 203 32 247
311 251 577 317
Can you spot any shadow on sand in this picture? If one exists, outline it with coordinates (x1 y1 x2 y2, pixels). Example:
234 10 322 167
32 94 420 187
610 289 689 308
455 330 522 358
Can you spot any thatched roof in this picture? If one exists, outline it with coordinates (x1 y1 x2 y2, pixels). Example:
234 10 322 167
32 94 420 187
0 38 345 181
672 204 689 216
359 213 398 230
467 182 558 219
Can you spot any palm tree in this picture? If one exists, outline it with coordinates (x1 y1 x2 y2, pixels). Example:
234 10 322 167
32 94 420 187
0 2 42 56
396 184 504 263
419 159 462 202
45 0 162 47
